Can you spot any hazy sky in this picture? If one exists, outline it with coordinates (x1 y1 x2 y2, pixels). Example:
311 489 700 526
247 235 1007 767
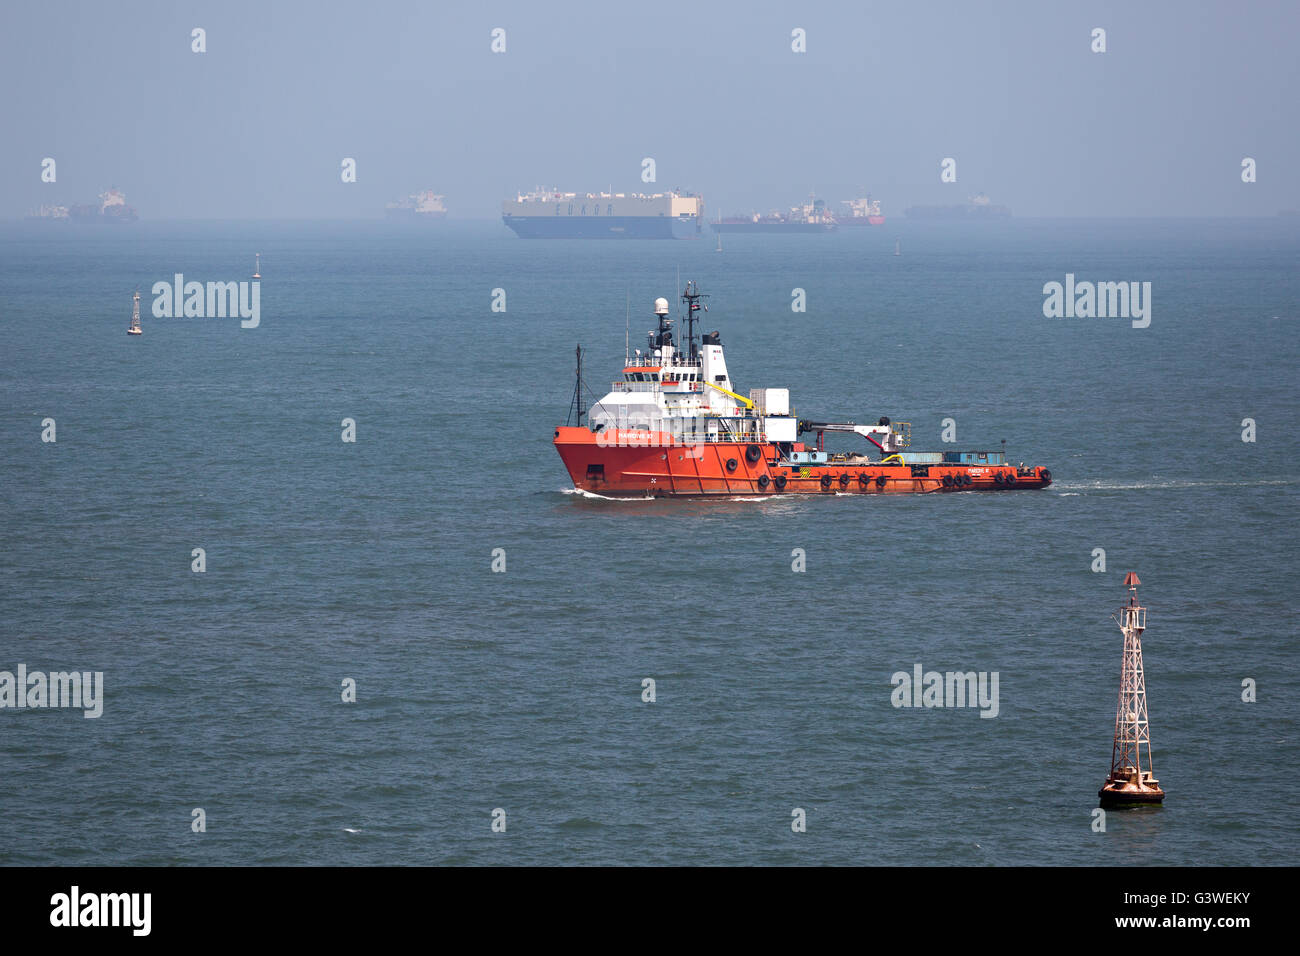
2 0 1296 219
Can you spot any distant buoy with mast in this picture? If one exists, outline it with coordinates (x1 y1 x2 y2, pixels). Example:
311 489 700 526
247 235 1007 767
252 253 261 279
127 289 142 336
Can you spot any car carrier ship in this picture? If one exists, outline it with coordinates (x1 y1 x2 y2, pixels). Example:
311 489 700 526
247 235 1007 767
554 283 1052 497
502 188 703 238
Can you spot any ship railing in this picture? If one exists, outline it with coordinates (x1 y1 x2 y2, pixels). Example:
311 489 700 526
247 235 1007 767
593 426 769 446
672 432 770 447
622 357 704 369
611 382 707 393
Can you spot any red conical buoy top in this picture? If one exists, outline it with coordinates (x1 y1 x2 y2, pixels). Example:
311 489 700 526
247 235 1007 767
1124 571 1141 589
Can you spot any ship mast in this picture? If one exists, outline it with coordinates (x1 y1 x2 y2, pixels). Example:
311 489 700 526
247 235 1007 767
566 344 585 427
680 280 707 365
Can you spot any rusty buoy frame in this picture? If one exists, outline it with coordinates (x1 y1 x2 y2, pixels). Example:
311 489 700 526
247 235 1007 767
1098 572 1165 808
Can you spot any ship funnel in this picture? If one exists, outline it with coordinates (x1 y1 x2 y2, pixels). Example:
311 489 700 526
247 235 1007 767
653 297 670 315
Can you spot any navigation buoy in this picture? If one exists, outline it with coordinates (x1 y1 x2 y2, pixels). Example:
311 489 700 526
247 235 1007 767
1098 572 1165 807
127 289 142 336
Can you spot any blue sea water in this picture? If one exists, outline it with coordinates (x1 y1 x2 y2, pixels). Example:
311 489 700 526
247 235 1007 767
0 218 1296 865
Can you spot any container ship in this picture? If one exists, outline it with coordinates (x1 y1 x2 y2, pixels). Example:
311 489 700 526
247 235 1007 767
385 190 447 220
713 196 837 233
68 188 138 223
502 188 703 239
554 283 1052 497
837 196 885 226
905 192 1010 220
25 204 70 221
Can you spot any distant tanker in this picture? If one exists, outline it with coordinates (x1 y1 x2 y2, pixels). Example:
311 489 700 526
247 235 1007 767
905 192 1010 220
68 188 138 223
837 196 886 226
385 190 447 221
713 195 838 233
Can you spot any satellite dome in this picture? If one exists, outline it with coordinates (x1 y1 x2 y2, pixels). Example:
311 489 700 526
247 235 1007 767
653 297 670 315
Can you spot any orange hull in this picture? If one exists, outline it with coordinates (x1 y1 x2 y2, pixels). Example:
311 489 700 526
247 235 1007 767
554 427 1052 497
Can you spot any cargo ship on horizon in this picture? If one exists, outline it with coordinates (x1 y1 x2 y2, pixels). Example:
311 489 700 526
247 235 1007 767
837 195 886 226
713 195 837 233
385 190 447 221
71 188 138 223
502 188 703 238
554 283 1052 497
905 192 1010 220
28 188 138 223
25 204 70 221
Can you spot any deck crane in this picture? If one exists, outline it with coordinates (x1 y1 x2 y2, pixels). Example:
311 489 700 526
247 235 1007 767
798 417 908 459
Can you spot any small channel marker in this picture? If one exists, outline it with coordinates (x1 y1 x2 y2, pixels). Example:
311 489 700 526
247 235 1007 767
252 253 261 279
1098 572 1165 808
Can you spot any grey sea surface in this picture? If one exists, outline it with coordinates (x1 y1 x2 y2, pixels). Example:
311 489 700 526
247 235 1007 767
1 217 1296 865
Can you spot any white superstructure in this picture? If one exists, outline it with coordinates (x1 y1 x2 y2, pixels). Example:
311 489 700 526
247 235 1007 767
586 286 901 452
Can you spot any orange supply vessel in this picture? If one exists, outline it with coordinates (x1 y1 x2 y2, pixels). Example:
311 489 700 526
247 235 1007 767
554 282 1052 498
